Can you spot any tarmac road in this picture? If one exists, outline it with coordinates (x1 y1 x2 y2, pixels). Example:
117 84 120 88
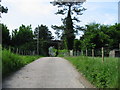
2 57 94 88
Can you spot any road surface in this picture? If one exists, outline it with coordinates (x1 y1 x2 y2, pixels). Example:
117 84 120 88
3 57 94 88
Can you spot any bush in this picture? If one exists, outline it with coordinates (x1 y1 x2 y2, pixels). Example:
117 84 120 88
58 49 68 57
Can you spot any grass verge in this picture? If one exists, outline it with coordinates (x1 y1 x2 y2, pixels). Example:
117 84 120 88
2 49 41 78
65 56 118 88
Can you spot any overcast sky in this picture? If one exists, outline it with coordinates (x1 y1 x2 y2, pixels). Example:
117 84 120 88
1 0 119 38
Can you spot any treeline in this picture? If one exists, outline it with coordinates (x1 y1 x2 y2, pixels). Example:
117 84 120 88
74 23 120 56
1 24 53 56
1 22 120 56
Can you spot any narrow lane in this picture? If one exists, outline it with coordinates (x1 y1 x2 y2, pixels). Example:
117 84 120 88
3 57 93 88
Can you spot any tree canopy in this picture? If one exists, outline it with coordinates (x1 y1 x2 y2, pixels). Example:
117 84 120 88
34 25 53 41
0 5 8 13
1 24 10 46
80 23 120 50
11 24 34 47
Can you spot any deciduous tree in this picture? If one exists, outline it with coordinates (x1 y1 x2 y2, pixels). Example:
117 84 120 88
11 24 34 46
1 24 10 47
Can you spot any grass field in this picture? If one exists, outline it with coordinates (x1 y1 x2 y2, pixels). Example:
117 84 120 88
65 56 118 88
2 49 41 78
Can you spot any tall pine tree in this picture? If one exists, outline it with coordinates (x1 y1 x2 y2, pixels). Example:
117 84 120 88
51 0 86 50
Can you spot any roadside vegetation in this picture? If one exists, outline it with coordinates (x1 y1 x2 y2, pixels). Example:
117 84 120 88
65 56 118 88
1 1 119 88
2 49 41 78
57 49 68 57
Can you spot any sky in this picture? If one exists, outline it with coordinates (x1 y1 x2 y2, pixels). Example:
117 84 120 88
1 0 119 38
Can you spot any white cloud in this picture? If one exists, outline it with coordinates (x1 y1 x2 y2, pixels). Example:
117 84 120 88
2 0 55 16
79 2 117 26
2 0 63 32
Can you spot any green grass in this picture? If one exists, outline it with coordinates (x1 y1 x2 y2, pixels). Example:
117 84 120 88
2 49 41 78
65 56 118 88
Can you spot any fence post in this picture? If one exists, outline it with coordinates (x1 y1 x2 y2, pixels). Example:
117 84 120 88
22 50 23 55
119 43 120 50
23 50 25 55
12 47 14 53
77 50 79 56
25 50 26 55
102 47 104 62
18 49 20 55
29 51 30 55
9 46 11 52
81 50 83 56
73 51 75 56
92 49 94 57
21 50 23 55
16 48 18 54
18 49 21 54
86 48 88 56
30 51 31 55
33 51 35 55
